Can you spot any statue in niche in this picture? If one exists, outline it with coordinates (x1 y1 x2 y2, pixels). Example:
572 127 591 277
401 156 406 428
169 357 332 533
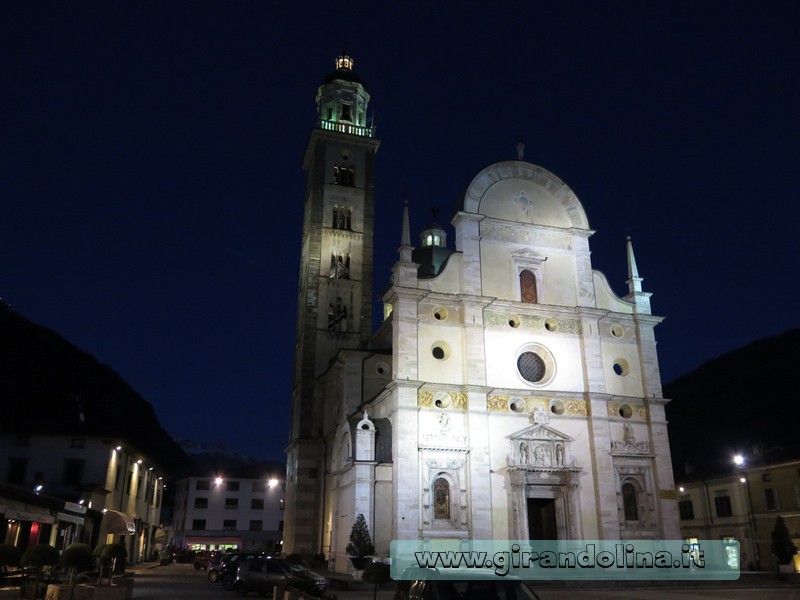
533 443 547 466
623 423 635 444
518 441 528 465
555 443 565 467
516 141 525 160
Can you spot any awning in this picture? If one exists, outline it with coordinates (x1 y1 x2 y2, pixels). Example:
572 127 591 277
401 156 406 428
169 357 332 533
103 510 136 534
3 508 55 524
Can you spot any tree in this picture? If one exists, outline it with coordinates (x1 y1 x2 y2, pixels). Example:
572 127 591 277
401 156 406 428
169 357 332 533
771 516 798 565
346 513 375 559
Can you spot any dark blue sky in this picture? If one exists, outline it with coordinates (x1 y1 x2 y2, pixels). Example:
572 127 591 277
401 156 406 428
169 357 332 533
2 1 798 461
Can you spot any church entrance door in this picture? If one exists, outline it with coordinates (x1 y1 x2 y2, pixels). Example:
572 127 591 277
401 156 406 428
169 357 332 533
527 498 557 540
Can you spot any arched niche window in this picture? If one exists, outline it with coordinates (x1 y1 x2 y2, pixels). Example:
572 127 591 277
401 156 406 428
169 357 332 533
332 205 353 230
433 477 450 520
340 102 352 122
622 481 639 521
520 269 538 303
333 166 355 187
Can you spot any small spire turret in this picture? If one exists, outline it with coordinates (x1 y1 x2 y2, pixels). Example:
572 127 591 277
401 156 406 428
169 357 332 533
401 200 411 248
626 235 643 294
623 236 652 314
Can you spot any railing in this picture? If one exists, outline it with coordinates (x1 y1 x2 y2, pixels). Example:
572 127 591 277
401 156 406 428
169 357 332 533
318 119 373 138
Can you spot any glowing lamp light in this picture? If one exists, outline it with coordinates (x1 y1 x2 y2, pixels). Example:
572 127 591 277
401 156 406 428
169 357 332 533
733 454 744 466
679 486 685 493
115 446 122 451
268 478 278 488
136 459 143 465
214 477 224 486
740 477 747 484
78 499 85 505
34 484 43 493
102 508 108 514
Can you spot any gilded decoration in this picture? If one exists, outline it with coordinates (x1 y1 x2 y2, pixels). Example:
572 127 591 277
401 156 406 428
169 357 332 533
418 390 468 410
487 396 508 411
418 390 434 408
564 399 588 416
607 402 647 420
484 311 581 334
488 395 586 416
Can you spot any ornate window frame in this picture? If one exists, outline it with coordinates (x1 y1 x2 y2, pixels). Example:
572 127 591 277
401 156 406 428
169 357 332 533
512 248 547 304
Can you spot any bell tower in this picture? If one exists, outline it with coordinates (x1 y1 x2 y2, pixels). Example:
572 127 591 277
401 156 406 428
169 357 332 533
284 52 380 554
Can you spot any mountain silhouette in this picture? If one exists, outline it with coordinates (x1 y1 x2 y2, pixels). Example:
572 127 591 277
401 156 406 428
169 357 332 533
0 303 189 476
664 329 800 480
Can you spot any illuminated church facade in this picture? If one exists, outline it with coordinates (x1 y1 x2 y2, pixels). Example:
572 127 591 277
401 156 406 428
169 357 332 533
283 53 680 571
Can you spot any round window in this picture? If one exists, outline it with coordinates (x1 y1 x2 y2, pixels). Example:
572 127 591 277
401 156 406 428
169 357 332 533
517 352 546 383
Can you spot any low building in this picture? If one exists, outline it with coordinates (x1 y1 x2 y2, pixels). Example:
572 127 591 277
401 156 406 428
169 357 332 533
676 457 800 571
171 462 285 553
0 433 167 562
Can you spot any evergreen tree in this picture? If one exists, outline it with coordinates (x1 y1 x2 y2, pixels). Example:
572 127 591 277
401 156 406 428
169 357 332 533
346 513 375 558
771 516 798 565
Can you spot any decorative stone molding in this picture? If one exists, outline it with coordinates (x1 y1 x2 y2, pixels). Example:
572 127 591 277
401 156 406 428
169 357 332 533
607 402 647 420
487 396 509 411
563 399 588 416
418 390 467 410
506 424 578 470
611 423 651 456
484 311 581 334
487 395 587 416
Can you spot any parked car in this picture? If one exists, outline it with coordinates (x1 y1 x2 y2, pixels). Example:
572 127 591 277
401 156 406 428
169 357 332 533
206 553 224 582
193 550 219 570
233 556 327 597
286 562 328 597
211 552 265 589
392 569 540 600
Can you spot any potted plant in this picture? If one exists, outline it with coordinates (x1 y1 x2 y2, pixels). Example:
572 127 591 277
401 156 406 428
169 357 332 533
346 513 374 570
51 543 94 600
771 516 798 573
363 560 391 600
20 544 58 599
0 544 22 593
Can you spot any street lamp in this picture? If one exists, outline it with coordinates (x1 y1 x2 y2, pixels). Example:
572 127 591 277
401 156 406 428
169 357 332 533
734 453 757 570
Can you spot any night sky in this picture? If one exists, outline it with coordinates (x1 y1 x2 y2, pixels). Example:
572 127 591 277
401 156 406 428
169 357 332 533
2 1 798 461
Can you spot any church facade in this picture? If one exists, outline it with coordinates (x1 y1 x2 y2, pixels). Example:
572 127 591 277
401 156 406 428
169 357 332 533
284 54 680 572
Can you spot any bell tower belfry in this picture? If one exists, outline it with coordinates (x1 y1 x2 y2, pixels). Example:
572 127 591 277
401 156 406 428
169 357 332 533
284 52 380 554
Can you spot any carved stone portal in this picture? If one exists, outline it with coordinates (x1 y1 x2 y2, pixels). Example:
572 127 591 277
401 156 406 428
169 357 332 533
506 423 582 540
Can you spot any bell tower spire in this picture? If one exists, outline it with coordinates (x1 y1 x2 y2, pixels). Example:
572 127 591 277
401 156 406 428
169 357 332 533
285 52 381 555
